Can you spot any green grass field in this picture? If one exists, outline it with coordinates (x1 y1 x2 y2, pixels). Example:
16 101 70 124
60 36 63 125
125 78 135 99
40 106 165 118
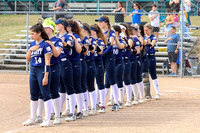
0 14 200 48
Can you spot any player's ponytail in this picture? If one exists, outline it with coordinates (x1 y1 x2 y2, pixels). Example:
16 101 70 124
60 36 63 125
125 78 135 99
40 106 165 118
67 19 83 38
30 23 50 41
112 25 121 35
90 24 106 45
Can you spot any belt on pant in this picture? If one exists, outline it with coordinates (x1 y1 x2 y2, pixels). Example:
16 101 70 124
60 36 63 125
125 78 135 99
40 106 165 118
102 52 112 55
123 57 129 59
147 53 154 56
61 58 67 61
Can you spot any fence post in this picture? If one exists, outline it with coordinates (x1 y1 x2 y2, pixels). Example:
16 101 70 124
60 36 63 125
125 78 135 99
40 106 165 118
180 0 184 78
26 13 29 74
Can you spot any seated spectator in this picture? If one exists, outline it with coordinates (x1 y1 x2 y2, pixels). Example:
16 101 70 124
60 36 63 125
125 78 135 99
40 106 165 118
149 4 160 41
164 26 180 76
113 2 126 25
184 0 191 26
129 3 142 26
165 8 174 37
53 0 70 19
173 10 179 28
169 0 180 12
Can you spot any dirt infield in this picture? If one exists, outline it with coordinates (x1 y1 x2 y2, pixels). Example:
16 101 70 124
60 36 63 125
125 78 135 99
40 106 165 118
0 73 200 133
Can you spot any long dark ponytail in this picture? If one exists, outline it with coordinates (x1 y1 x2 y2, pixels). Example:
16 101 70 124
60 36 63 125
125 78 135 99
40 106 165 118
30 23 49 41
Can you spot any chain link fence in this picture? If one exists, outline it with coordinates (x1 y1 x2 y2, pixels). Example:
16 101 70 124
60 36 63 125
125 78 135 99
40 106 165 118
0 5 199 77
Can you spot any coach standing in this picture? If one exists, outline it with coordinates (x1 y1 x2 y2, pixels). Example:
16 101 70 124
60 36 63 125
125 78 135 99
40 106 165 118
164 26 180 76
53 0 70 20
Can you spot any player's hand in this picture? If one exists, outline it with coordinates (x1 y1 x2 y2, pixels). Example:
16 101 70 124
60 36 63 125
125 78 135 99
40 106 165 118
148 39 151 44
42 77 48 86
45 40 53 46
175 49 178 54
30 44 40 52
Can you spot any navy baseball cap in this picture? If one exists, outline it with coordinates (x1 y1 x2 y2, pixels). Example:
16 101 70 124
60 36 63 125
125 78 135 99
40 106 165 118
55 19 68 27
95 17 109 23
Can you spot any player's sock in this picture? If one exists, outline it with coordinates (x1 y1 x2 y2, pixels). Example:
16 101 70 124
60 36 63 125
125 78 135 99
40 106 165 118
111 84 119 105
137 82 145 98
152 79 160 94
99 89 106 106
59 93 66 112
75 93 83 113
65 94 70 111
83 91 89 111
69 94 76 115
119 87 124 103
125 85 132 101
132 84 139 100
52 97 61 117
30 100 38 120
37 99 44 117
89 90 96 109
44 100 52 120
109 87 113 101
96 85 99 105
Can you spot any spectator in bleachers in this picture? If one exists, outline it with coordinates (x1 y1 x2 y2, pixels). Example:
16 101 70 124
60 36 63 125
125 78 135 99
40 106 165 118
184 0 191 26
113 2 126 25
148 4 160 41
53 0 70 19
169 0 180 12
164 8 174 37
173 10 179 28
130 3 142 26
164 26 180 76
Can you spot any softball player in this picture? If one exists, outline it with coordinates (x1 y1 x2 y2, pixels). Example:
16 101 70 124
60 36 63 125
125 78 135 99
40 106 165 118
138 25 152 100
105 25 125 109
143 23 160 100
78 22 90 117
90 24 106 113
55 18 76 121
67 19 84 119
23 23 52 127
95 16 119 111
129 26 141 105
119 23 133 107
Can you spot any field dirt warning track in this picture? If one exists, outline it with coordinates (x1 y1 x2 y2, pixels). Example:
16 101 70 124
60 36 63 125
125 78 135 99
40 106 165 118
0 73 200 133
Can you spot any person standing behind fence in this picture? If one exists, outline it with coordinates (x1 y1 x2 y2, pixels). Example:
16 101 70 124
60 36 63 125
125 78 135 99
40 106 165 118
165 8 174 37
169 0 180 12
113 2 126 25
149 4 161 42
184 0 191 26
53 0 70 20
130 3 142 26
164 26 180 76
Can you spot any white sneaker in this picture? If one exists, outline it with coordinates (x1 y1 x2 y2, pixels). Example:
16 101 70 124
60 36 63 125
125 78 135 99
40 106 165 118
89 108 97 116
83 110 89 117
35 116 43 123
65 113 76 121
107 100 113 106
132 100 139 105
53 117 61 125
62 109 70 116
155 94 160 100
124 101 132 107
40 120 52 127
138 99 145 103
98 106 106 113
23 118 35 126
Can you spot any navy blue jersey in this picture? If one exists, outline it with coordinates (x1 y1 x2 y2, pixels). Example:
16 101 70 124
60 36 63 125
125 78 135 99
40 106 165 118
113 37 126 60
130 37 140 60
50 36 63 64
69 33 82 61
85 37 96 61
122 37 132 58
94 39 105 61
57 33 73 59
145 34 157 54
30 40 52 66
80 36 89 60
103 30 116 54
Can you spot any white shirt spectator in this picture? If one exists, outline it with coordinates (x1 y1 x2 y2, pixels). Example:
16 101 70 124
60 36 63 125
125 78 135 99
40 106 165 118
148 10 160 27
184 0 191 12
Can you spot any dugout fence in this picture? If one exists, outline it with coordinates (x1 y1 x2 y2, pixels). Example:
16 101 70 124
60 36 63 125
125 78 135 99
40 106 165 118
0 8 199 77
